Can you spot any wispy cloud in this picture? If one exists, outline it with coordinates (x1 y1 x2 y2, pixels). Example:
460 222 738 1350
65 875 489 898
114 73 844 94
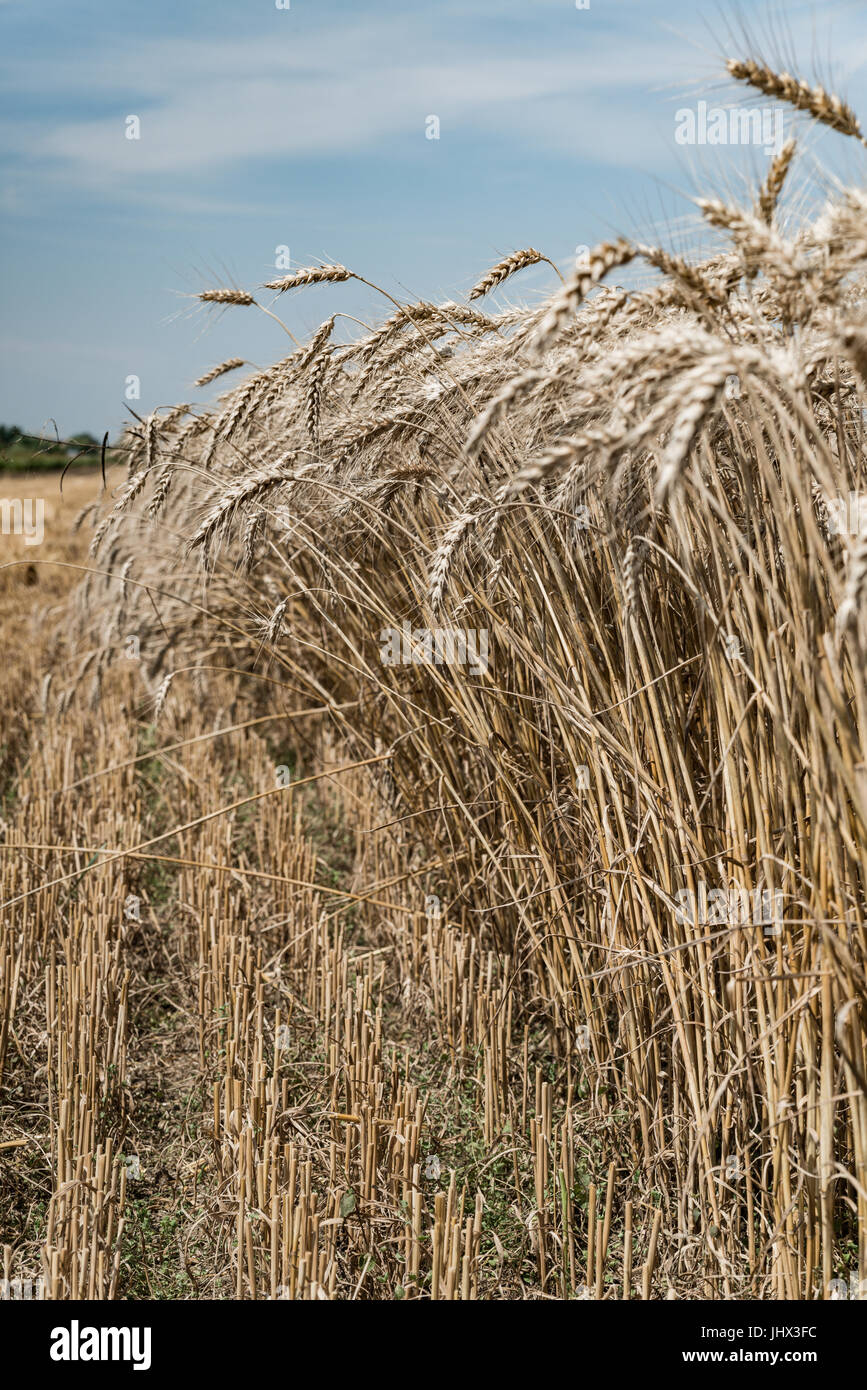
1 18 686 191
6 1 864 202
4 0 867 432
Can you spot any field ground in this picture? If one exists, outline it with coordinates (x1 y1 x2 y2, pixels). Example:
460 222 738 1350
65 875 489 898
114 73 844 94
0 469 647 1301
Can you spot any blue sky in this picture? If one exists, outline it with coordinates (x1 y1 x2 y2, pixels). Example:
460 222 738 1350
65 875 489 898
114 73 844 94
2 0 867 436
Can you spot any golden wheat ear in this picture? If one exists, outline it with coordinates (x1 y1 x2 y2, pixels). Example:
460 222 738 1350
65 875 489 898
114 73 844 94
262 264 354 292
468 248 543 300
727 58 866 144
531 239 634 354
757 138 797 224
196 288 256 305
194 358 246 388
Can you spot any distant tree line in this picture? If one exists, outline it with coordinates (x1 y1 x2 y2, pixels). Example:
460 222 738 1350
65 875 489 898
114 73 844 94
0 426 105 473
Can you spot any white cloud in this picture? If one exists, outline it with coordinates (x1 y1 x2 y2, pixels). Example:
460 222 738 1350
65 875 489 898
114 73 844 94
0 18 687 189
3 3 865 197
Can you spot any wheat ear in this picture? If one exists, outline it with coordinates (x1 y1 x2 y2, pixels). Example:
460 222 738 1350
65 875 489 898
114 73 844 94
468 249 543 300
153 672 175 722
655 359 734 504
263 265 354 292
532 240 635 354
197 289 256 306
195 358 246 388
727 59 865 144
429 505 484 610
758 139 797 224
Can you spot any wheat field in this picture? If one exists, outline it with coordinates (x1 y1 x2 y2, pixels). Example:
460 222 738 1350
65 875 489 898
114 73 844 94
2 53 867 1305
